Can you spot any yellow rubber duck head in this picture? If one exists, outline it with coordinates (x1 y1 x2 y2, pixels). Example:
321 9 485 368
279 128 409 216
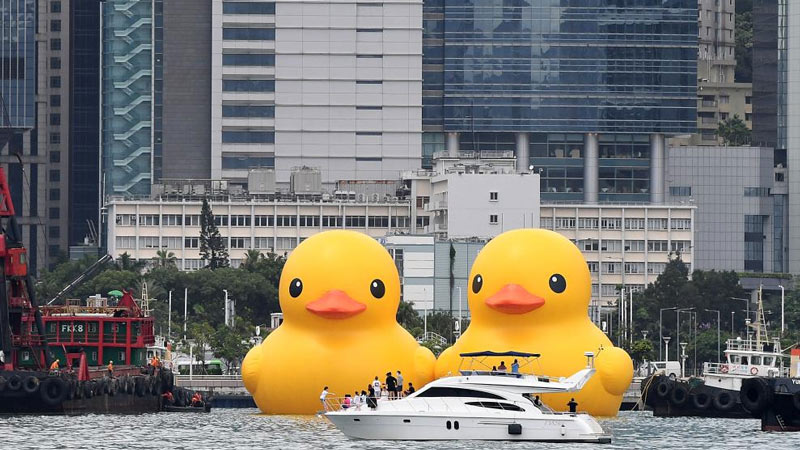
468 229 591 326
278 230 400 329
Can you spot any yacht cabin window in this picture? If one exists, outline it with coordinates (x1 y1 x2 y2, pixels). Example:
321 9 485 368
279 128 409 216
730 355 740 364
415 387 504 400
741 356 749 365
763 356 773 366
751 356 761 365
465 402 525 412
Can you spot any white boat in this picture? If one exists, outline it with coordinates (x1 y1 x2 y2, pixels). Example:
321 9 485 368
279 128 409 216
324 351 611 442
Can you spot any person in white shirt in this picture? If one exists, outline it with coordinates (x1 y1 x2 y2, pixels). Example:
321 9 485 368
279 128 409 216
360 390 368 406
351 391 361 409
372 376 381 399
320 386 333 411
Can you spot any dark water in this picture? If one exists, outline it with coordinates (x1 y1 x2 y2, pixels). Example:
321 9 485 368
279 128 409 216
0 409 795 449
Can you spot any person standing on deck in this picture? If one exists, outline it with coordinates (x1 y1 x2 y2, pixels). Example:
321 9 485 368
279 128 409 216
372 376 381 399
49 359 60 374
511 359 519 374
107 361 114 378
320 386 333 411
385 372 397 400
396 371 404 397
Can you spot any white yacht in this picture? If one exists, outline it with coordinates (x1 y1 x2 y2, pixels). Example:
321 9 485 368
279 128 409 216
325 351 611 442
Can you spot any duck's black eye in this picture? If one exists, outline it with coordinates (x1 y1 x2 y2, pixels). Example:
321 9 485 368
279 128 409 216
289 278 303 298
472 274 483 294
549 274 566 293
370 279 385 298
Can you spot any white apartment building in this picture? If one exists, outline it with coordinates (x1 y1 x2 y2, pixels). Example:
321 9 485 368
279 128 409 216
107 195 416 270
211 0 423 185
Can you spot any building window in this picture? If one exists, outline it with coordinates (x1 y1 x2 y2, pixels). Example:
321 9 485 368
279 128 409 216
49 170 60 182
254 237 272 249
254 215 274 227
185 215 201 227
161 214 183 226
50 95 61 107
184 237 199 249
115 236 136 249
222 1 275 14
115 214 136 226
744 187 770 197
138 215 160 226
214 216 230 227
648 263 667 275
222 130 274 144
230 215 251 226
600 284 619 297
183 259 205 271
50 1 61 13
587 261 599 273
51 20 61 32
49 189 60 201
139 237 160 249
719 95 729 104
647 218 668 230
624 262 645 274
230 237 251 249
647 240 669 252
50 57 61 69
625 240 645 252
624 218 645 230
578 218 598 229
578 239 599 252
49 113 61 126
49 133 60 144
50 76 61 88
540 217 553 229
669 186 691 196
489 214 498 224
367 216 388 228
601 240 622 252
602 262 620 274
49 207 60 219
162 237 182 249
489 191 498 201
50 39 61 51
555 217 576 229
222 156 274 170
222 79 275 92
222 105 275 118
222 53 275 67
276 237 296 250
299 215 320 227
671 241 691 253
745 96 752 105
223 28 275 40
322 216 342 228
671 218 691 230
345 216 366 227
601 218 621 230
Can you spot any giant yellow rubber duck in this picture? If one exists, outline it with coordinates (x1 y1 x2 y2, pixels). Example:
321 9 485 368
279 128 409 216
434 229 633 416
242 230 436 414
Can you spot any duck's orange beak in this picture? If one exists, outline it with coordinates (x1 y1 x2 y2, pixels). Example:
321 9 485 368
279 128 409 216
485 284 545 314
306 290 366 319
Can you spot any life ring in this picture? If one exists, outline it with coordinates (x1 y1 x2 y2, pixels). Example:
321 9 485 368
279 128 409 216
22 376 41 394
750 367 759 376
83 381 93 399
39 377 68 406
740 378 771 414
720 365 729 374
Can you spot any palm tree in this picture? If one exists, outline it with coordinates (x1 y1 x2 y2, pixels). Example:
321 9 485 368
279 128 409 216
241 249 263 271
153 249 178 268
117 252 146 273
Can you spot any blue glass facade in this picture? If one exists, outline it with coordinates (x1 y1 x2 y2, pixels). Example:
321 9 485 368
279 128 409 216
1 0 35 128
423 0 698 134
101 0 154 196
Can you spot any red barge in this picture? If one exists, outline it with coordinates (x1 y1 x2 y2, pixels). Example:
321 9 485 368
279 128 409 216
0 166 198 414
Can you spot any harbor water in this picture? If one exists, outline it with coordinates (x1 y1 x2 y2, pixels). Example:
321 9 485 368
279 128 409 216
0 409 796 449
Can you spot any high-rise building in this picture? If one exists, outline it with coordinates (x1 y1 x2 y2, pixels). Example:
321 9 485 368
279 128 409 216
785 0 800 273
692 0 753 145
37 0 103 259
421 0 697 203
2 0 45 274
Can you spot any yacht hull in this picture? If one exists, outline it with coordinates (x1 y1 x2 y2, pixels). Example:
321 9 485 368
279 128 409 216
325 412 610 442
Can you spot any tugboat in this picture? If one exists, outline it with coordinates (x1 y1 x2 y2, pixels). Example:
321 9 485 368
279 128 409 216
0 165 193 414
643 288 789 418
739 374 800 431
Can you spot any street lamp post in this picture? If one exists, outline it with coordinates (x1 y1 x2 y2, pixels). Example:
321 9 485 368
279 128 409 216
731 297 750 323
705 308 721 363
663 336 672 361
778 285 785 335
456 286 462 339
659 307 677 361
677 307 694 362
731 311 735 335
168 290 172 341
680 342 688 378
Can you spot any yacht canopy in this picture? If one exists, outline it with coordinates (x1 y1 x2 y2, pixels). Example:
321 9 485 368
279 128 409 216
460 351 540 358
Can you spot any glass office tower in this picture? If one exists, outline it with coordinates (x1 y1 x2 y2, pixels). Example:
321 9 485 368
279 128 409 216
423 0 697 202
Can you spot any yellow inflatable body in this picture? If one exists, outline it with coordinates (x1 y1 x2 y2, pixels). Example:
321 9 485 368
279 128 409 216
242 230 436 414
434 229 633 417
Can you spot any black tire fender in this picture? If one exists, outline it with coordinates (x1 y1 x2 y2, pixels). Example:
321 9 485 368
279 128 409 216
670 384 689 406
691 390 712 410
7 374 22 391
713 390 736 411
655 379 672 398
40 377 68 406
134 377 146 397
22 376 41 394
740 378 772 414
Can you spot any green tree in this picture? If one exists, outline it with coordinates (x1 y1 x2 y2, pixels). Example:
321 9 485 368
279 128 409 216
241 249 263 272
717 114 751 146
629 339 654 366
153 249 177 268
187 321 216 373
199 198 229 269
81 270 142 299
35 255 99 301
735 10 752 82
116 252 146 273
397 300 423 334
210 319 253 373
